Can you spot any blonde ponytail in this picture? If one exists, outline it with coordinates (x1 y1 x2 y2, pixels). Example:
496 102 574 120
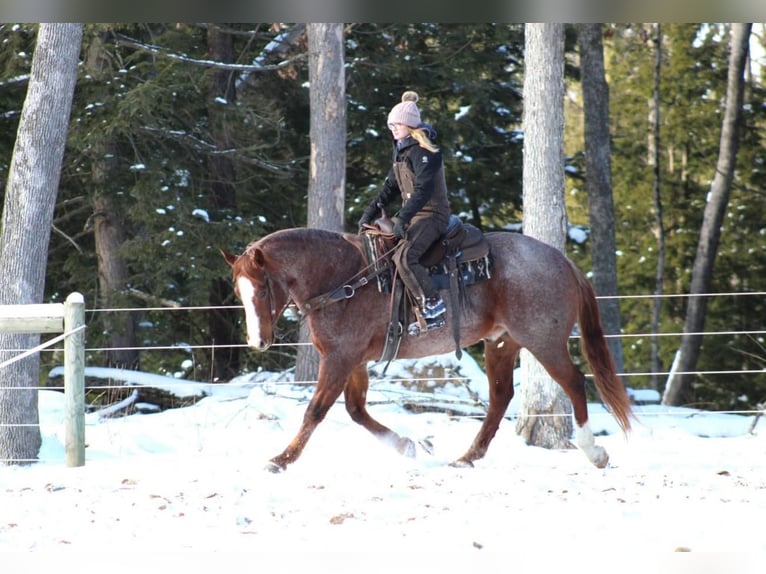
410 127 439 153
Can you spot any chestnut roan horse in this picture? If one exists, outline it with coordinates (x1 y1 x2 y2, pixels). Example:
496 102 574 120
223 227 633 473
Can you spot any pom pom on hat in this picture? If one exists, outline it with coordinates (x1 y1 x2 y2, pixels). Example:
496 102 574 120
387 90 422 128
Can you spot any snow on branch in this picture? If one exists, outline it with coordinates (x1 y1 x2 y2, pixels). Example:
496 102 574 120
114 33 306 72
95 388 139 420
140 126 302 176
0 74 29 88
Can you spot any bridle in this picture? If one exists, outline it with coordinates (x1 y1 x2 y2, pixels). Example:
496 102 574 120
241 236 396 340
261 267 296 342
237 252 294 343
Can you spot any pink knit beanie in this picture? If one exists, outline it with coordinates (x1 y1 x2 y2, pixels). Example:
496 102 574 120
387 91 422 128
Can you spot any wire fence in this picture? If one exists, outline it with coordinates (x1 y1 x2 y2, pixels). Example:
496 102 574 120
1 291 765 448
3 290 766 386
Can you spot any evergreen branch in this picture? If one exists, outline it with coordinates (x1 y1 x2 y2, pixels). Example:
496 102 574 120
140 126 299 175
114 33 306 72
53 198 90 226
730 177 766 198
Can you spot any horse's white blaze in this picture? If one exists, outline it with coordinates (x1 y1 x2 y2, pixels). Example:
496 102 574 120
574 421 608 467
237 276 263 348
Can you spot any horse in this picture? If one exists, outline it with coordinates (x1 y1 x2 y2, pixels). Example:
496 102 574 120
222 227 634 473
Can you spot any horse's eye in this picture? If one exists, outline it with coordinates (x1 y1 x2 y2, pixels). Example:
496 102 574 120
257 289 267 299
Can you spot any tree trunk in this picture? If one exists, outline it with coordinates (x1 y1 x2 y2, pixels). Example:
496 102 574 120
295 23 346 384
0 23 83 464
92 194 138 369
649 23 666 390
576 23 626 381
516 23 573 449
206 25 240 381
663 23 752 406
85 31 139 370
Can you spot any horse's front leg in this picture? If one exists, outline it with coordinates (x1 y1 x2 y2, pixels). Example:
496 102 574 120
344 363 417 457
266 357 350 473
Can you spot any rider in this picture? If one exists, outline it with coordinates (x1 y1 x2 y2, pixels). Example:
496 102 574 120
358 90 451 334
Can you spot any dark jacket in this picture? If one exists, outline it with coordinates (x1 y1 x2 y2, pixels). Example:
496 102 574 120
368 132 450 227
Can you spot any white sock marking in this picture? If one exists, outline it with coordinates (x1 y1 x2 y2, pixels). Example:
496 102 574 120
574 421 608 467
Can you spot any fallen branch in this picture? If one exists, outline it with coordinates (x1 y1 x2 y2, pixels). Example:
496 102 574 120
96 389 139 420
127 288 181 308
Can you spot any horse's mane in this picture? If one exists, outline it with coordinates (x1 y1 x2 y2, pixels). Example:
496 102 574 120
246 227 367 267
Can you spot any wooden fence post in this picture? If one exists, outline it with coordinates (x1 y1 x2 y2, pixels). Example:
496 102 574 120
64 292 85 467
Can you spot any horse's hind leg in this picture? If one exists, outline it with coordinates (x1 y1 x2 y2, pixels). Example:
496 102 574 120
534 347 609 468
453 335 520 468
344 363 417 457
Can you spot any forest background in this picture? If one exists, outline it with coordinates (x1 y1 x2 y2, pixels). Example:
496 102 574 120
1 23 764 414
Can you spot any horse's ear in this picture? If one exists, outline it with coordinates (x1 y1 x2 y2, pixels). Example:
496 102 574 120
252 247 265 267
220 249 238 267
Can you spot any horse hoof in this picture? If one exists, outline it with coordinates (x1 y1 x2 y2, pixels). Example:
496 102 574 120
400 438 417 458
592 449 609 469
264 460 286 473
449 458 474 469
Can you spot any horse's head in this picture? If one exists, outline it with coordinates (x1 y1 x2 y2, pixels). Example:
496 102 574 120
222 246 289 351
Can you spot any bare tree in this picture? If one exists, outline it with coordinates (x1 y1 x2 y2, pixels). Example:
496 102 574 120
663 23 752 406
295 23 346 384
577 23 626 380
649 23 666 390
515 23 573 449
0 24 83 464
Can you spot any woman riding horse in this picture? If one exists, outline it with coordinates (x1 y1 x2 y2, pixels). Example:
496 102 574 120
358 91 450 336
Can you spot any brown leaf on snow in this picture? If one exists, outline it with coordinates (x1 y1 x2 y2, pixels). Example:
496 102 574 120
329 512 354 525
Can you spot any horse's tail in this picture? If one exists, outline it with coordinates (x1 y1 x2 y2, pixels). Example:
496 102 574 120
570 262 634 434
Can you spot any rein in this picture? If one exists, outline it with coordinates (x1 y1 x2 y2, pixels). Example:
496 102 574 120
301 240 397 315
253 233 396 339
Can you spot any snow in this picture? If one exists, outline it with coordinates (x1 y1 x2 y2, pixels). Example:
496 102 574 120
192 208 210 222
3 353 766 567
567 224 589 244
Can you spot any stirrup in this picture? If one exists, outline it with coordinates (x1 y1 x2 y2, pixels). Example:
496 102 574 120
407 315 446 337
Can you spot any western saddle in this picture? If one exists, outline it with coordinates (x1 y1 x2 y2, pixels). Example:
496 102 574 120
361 211 492 369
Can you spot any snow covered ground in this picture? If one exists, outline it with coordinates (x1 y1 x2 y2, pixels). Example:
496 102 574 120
2 353 765 570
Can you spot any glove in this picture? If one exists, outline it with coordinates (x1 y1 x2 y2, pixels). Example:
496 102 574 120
357 207 377 233
392 217 406 240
